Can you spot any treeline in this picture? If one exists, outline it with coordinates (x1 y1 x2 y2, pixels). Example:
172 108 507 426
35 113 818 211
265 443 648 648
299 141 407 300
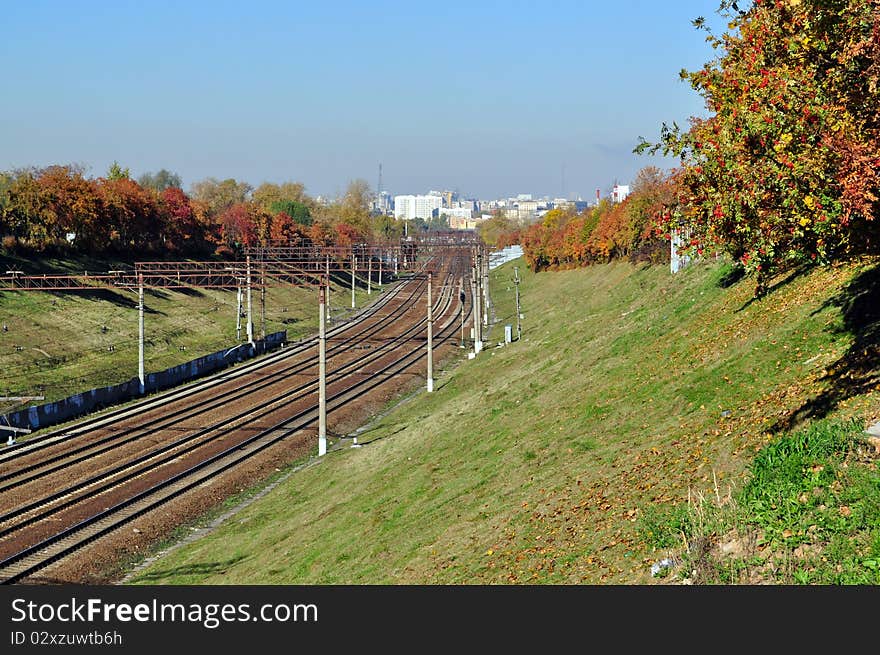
637 0 880 296
502 166 677 271
0 164 405 260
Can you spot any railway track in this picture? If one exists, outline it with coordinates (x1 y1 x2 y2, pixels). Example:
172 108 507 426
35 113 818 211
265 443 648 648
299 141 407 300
0 262 416 462
0 249 473 584
0 269 429 479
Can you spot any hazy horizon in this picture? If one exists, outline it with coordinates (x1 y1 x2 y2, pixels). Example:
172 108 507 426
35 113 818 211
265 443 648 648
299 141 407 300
1 1 728 200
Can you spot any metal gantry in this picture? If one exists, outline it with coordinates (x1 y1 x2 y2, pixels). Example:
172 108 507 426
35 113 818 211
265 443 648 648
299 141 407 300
1 256 334 454
0 236 480 454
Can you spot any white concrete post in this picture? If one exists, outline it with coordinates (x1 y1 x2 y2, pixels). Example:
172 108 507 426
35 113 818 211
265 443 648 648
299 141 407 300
427 272 434 392
325 254 331 321
481 248 489 326
138 273 145 393
260 265 266 340
318 286 327 456
514 266 521 341
246 255 254 346
236 282 242 341
459 276 465 347
351 252 356 309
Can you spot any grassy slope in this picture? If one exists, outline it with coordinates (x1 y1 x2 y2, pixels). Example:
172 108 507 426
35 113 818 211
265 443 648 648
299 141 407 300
0 252 376 409
125 255 880 584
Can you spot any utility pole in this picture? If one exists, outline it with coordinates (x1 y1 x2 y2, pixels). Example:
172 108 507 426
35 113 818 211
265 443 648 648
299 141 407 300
514 266 521 341
427 272 434 392
459 276 465 348
472 262 482 354
318 286 327 457
325 254 331 322
260 265 266 340
138 273 145 393
367 251 372 295
235 281 242 341
351 251 356 309
481 246 489 328
378 248 383 287
246 255 254 347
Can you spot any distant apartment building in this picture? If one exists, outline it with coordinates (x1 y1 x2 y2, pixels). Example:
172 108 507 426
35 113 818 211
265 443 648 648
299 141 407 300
372 191 392 215
516 199 539 214
393 194 444 221
502 198 537 223
612 184 630 203
439 206 473 227
448 215 480 230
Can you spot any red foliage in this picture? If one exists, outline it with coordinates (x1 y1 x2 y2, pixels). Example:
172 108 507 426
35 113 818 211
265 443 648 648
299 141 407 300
333 222 365 248
160 187 203 254
37 166 106 251
309 222 335 247
99 177 162 253
269 212 312 247
218 202 258 249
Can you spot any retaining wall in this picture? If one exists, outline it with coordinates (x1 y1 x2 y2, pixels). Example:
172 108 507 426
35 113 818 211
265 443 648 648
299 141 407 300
2 331 287 434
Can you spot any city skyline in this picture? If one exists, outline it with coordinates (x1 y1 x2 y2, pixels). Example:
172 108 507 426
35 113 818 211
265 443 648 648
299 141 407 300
1 1 728 200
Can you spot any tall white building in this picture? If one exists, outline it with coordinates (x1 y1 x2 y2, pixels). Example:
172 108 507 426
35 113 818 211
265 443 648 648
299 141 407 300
394 194 444 221
612 184 630 203
372 191 392 215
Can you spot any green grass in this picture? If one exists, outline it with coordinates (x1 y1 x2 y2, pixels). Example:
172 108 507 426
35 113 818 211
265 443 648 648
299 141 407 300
124 254 880 584
0 253 379 409
658 418 880 585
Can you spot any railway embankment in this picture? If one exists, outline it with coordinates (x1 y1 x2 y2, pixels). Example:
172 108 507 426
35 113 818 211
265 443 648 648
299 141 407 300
0 253 374 415
118 255 880 584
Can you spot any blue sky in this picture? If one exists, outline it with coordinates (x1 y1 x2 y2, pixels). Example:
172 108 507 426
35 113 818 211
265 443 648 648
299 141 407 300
1 0 729 200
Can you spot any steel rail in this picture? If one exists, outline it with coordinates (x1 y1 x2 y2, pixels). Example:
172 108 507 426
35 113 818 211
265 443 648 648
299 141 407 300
0 256 468 584
0 269 456 538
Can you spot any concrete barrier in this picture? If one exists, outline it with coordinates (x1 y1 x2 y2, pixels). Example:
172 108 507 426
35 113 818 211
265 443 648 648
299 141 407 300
2 331 287 434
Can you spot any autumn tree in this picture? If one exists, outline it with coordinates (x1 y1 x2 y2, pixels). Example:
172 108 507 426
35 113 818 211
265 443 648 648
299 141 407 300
270 200 311 225
38 165 107 251
309 221 335 248
333 222 366 248
2 169 47 250
107 161 130 181
138 169 183 193
0 172 12 211
252 181 311 211
160 187 205 254
190 177 253 216
370 212 402 240
637 0 880 296
477 211 513 247
319 179 373 236
98 177 162 253
217 202 258 252
269 211 312 246
625 166 678 263
588 199 631 260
